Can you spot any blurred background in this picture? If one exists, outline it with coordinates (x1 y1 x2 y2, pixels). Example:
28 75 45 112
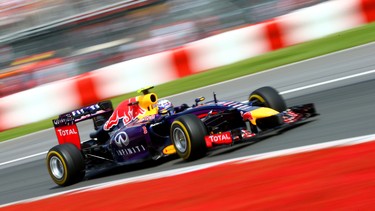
0 0 327 97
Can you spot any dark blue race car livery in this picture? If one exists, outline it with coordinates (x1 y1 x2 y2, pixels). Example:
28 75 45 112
46 86 317 186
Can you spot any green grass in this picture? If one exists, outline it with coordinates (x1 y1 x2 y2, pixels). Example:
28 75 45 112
1 22 375 142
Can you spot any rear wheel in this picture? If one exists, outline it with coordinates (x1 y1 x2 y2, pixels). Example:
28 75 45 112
170 114 208 161
46 143 85 186
249 86 287 112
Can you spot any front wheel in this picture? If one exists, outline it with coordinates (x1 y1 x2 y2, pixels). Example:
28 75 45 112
249 86 287 112
46 143 85 186
170 114 208 161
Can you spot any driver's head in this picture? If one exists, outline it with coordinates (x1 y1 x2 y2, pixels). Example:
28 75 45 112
157 99 174 115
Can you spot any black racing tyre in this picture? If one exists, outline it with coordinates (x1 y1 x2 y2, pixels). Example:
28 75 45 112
170 114 208 161
249 86 287 112
46 143 85 186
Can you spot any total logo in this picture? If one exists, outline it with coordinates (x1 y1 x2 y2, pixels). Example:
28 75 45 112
57 129 78 136
207 132 232 143
114 132 129 148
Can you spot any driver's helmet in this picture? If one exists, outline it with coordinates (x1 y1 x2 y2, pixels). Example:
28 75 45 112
157 99 174 115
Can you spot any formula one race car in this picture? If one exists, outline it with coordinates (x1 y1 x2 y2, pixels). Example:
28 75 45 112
46 86 317 186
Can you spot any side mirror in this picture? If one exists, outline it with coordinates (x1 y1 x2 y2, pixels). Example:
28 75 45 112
195 96 205 106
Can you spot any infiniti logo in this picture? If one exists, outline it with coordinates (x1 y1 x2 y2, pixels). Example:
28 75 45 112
114 132 129 147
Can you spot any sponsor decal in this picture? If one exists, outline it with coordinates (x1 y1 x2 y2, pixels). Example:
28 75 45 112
53 118 69 125
241 130 256 139
72 108 85 117
53 115 76 125
222 101 251 110
205 131 232 147
141 115 156 122
54 124 81 149
72 104 100 117
116 145 146 156
142 126 148 134
150 122 162 127
114 132 129 148
238 105 251 110
242 111 253 121
113 132 148 156
104 97 146 131
222 101 235 106
57 128 78 136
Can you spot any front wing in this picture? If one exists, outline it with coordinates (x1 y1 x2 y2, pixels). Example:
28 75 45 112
204 103 318 148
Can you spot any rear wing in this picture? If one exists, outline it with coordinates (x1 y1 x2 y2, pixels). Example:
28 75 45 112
52 101 113 149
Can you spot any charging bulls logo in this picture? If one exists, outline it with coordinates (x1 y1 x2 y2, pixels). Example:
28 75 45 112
103 97 146 131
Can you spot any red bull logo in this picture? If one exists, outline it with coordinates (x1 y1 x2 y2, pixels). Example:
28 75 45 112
103 97 146 131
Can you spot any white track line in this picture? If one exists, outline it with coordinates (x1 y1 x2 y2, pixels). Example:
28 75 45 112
167 42 375 98
2 68 375 167
279 69 375 94
0 152 46 167
2 133 375 208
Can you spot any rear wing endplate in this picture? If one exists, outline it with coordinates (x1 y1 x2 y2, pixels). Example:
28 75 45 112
52 101 113 149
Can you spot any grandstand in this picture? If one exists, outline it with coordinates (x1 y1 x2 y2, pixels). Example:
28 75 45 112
0 0 326 96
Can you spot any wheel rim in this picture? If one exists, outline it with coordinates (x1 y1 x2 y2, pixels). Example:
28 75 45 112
249 94 266 107
173 127 187 153
50 156 64 180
